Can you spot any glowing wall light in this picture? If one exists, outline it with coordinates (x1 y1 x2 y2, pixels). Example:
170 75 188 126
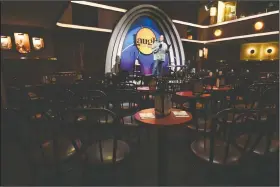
217 1 226 23
266 47 274 55
241 42 279 61
262 43 278 60
203 47 208 59
14 33 31 54
247 48 256 55
199 49 203 57
1 36 12 50
210 7 217 16
254 21 264 31
214 29 222 37
187 35 193 39
32 37 44 50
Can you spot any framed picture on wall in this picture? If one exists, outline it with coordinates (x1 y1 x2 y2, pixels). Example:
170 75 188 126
32 37 44 50
14 33 31 54
1 36 12 50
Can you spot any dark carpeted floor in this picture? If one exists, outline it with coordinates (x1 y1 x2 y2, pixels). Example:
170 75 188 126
1 123 279 186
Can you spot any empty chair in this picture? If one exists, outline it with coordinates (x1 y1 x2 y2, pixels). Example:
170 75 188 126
61 108 130 185
191 108 257 165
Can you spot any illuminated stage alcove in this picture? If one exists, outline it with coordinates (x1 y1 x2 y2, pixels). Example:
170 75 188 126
105 5 186 75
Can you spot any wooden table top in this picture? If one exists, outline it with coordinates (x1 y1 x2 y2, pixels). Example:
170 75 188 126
176 91 211 98
137 86 156 92
205 85 232 91
134 108 192 126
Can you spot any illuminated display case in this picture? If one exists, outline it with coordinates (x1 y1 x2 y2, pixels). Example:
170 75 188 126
32 37 44 50
217 1 237 23
224 2 237 21
14 33 31 54
1 36 12 50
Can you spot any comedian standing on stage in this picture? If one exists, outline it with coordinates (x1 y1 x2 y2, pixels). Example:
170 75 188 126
151 35 168 77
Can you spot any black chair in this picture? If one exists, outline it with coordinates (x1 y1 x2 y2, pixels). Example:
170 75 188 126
191 108 257 165
235 108 279 156
61 108 130 185
202 76 216 90
235 87 279 156
19 101 79 185
86 90 113 109
229 84 259 109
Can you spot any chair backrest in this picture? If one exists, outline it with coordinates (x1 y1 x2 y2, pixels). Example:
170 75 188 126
68 82 88 98
62 108 119 142
87 90 109 108
202 77 216 91
115 88 140 103
62 108 123 164
209 108 258 164
259 86 279 109
117 82 137 91
63 108 117 126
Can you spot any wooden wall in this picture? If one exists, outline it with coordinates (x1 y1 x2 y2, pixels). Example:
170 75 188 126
53 27 111 79
1 25 60 86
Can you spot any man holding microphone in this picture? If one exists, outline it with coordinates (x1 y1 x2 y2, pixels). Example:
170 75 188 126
151 35 168 77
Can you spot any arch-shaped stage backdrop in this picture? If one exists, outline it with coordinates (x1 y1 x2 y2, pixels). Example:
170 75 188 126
105 4 186 75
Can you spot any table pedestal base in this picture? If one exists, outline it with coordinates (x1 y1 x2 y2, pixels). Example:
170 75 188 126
157 127 168 186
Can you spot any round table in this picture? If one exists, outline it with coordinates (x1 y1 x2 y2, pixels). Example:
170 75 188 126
205 85 232 91
136 86 156 92
134 108 192 185
176 91 211 98
175 91 211 131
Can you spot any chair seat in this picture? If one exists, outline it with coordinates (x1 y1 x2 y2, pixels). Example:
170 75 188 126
31 137 82 164
121 116 139 126
84 139 130 164
76 115 114 124
191 138 242 165
235 133 279 155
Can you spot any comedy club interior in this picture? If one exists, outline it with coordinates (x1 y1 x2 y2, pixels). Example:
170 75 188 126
1 1 279 186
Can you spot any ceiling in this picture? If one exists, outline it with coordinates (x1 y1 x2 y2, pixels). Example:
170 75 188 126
94 1 201 23
1 1 69 29
0 1 201 29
